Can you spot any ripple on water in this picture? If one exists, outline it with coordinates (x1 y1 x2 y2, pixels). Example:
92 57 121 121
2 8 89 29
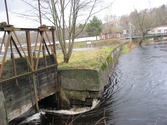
11 42 167 125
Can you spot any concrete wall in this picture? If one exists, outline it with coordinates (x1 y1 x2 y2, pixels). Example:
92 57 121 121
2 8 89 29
59 42 127 109
60 69 100 91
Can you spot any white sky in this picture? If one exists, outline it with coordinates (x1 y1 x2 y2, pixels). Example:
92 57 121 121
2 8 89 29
110 0 166 16
0 0 166 37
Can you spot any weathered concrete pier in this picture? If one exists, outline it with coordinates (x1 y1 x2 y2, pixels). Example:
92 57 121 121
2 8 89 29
58 43 126 109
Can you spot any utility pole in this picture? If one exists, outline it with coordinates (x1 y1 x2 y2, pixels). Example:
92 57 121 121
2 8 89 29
38 0 42 26
4 0 9 24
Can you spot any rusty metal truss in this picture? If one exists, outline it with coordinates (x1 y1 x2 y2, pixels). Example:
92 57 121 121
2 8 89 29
0 24 58 82
0 0 59 114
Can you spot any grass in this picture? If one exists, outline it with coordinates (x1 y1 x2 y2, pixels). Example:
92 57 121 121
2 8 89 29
57 45 119 70
121 44 130 54
0 39 128 70
73 39 122 48
57 39 139 70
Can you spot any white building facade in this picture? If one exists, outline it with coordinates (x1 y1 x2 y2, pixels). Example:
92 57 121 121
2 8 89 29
148 24 167 34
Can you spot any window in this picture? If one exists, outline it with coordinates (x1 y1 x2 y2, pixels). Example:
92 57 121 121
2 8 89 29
117 33 120 38
164 30 167 33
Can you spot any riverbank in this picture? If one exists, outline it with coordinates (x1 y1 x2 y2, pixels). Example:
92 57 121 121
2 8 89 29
57 39 125 70
9 40 139 124
57 40 136 109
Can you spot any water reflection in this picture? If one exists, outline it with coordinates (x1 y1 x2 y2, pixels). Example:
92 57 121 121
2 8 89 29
105 41 167 125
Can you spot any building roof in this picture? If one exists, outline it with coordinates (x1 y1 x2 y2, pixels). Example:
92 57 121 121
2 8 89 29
102 22 123 34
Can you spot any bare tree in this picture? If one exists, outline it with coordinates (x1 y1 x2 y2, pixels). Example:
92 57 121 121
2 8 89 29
103 14 118 33
19 0 114 63
129 9 155 45
154 4 167 25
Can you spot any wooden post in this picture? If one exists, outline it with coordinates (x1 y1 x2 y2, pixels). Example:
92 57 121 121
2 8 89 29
51 30 57 64
10 37 18 86
32 73 39 112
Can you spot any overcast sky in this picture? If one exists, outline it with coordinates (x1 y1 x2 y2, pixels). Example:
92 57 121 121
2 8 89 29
110 0 166 16
0 0 166 29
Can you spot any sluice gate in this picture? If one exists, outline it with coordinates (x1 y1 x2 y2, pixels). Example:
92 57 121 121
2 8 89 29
0 24 59 122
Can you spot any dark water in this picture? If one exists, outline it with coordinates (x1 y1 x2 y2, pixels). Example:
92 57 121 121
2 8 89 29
11 41 167 125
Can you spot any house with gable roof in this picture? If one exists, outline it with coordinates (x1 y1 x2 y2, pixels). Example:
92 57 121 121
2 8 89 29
100 22 124 40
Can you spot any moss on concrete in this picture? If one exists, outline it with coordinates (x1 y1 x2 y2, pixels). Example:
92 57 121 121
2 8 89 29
60 69 100 91
62 87 90 102
59 42 129 108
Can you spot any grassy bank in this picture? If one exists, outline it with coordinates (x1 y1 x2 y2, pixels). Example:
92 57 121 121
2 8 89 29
73 39 122 48
58 46 118 69
57 39 128 69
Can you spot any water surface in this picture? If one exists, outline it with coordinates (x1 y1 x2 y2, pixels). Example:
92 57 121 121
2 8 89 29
10 41 167 125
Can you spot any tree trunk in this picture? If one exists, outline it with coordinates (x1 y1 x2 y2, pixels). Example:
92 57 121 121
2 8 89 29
64 57 69 63
139 37 144 46
139 40 143 46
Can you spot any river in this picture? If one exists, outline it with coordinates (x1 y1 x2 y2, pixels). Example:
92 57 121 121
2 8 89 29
10 41 167 125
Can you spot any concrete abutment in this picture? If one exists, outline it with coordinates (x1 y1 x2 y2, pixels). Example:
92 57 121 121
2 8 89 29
58 42 129 109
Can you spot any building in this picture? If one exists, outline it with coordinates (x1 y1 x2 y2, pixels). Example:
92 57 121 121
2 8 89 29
148 24 167 34
100 22 123 40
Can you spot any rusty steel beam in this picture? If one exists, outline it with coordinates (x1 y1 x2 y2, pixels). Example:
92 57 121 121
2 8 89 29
0 31 6 53
11 36 22 58
42 32 51 55
26 31 34 70
0 23 58 116
34 32 39 52
0 27 55 32
44 31 54 53
0 25 57 81
13 31 34 71
39 30 50 55
0 63 58 84
35 31 43 70
0 32 12 79
51 30 57 64
20 28 39 31
4 27 20 31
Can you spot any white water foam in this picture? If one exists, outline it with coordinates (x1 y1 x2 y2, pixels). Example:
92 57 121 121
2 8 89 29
19 99 100 124
91 98 100 109
43 98 100 115
19 111 45 124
